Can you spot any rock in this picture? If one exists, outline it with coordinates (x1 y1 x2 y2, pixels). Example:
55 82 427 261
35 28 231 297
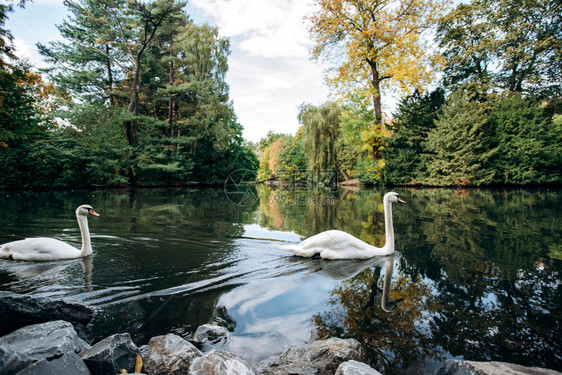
144 333 202 375
190 350 255 375
80 333 140 375
14 352 91 375
257 337 365 375
0 320 89 362
0 291 95 339
191 324 230 345
335 360 383 375
211 305 237 331
0 347 34 375
436 360 562 375
138 344 149 359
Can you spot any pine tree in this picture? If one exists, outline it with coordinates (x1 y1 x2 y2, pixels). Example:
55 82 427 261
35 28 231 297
488 94 561 184
425 91 494 185
384 88 445 185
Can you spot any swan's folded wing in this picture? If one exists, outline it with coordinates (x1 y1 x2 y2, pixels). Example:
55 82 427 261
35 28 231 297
0 238 79 261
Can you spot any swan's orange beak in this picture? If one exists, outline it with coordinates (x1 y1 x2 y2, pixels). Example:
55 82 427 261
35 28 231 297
89 209 100 217
398 198 406 204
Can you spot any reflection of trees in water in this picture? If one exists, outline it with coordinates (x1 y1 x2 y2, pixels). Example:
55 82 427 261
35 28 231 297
396 189 562 370
312 257 442 374
259 187 562 371
432 262 561 370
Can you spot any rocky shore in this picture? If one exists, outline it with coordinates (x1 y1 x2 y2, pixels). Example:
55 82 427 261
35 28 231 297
0 291 560 375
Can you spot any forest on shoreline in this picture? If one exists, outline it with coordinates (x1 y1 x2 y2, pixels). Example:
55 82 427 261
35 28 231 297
0 0 560 190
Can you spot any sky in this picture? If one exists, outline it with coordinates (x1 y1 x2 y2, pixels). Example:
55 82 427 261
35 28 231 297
6 0 333 143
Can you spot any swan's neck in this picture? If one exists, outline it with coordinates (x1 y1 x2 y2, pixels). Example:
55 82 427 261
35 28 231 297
77 214 92 256
383 200 394 253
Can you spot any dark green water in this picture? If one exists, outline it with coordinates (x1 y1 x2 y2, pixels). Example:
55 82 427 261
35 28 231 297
0 187 560 374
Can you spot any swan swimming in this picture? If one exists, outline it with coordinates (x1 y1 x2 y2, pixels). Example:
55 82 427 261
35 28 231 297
281 192 405 260
0 205 100 262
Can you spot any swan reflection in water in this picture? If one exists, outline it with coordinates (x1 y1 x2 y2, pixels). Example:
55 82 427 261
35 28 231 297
0 255 93 293
302 251 404 312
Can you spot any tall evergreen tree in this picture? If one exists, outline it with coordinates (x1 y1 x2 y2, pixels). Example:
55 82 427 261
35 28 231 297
488 94 562 184
384 88 445 185
425 91 494 185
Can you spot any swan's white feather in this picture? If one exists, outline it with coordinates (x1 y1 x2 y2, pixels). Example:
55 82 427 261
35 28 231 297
0 237 81 261
281 230 391 260
281 192 404 260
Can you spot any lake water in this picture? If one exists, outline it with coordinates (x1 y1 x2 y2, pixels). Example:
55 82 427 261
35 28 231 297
0 186 560 374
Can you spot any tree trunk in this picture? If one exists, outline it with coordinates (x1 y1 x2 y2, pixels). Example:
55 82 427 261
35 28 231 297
339 168 351 181
125 59 141 147
368 58 383 161
368 60 383 124
106 44 115 106
168 44 174 138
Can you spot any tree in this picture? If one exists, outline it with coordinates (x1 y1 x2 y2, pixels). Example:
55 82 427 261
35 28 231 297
0 62 55 148
298 102 341 183
438 0 562 97
425 91 494 185
488 94 562 184
383 88 445 185
38 0 127 106
436 2 495 97
307 0 447 125
0 3 16 69
337 96 383 184
40 0 187 148
121 0 186 147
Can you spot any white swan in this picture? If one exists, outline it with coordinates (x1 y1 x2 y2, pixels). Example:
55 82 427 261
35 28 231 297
0 205 100 261
281 192 405 260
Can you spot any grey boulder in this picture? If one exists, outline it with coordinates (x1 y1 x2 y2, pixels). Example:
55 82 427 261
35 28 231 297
436 360 562 375
14 352 91 375
191 324 230 345
0 320 89 375
0 320 89 361
189 350 255 375
258 337 365 375
0 291 95 338
80 333 140 375
335 360 383 375
144 333 202 375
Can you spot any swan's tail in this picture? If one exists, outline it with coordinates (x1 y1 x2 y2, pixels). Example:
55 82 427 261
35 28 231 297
0 245 12 259
279 244 320 258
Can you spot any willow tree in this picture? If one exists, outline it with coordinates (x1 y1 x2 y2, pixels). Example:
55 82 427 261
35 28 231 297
298 102 341 183
307 0 447 157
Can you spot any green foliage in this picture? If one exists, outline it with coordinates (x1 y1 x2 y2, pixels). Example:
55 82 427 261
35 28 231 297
384 88 446 185
438 0 562 97
338 97 384 185
0 63 51 147
0 4 16 68
0 1 257 189
299 102 341 174
384 90 561 186
0 138 90 189
279 131 306 174
488 94 562 184
425 91 494 185
354 158 385 186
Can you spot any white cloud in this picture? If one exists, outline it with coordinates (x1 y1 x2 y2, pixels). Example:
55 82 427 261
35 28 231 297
188 0 330 141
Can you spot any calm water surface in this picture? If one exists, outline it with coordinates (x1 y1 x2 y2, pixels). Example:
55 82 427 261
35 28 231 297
0 187 560 374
